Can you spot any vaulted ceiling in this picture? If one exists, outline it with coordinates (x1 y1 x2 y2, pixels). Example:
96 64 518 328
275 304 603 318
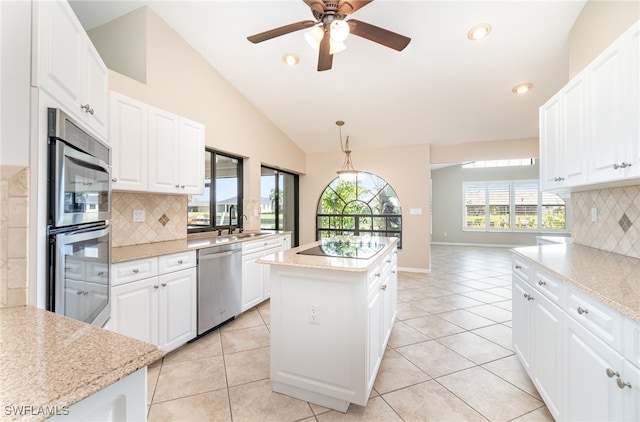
70 0 586 153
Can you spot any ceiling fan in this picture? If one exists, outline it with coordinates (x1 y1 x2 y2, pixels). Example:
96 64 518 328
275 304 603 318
247 0 411 71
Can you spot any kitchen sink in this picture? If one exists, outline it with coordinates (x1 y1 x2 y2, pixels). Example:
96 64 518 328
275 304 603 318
219 232 272 241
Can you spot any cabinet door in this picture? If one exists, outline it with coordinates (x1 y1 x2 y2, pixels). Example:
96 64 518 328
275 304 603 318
82 41 108 139
622 360 640 421
367 286 384 392
261 246 282 299
158 268 197 352
561 74 588 187
624 23 640 180
539 95 564 191
564 314 625 422
588 36 629 184
111 278 158 345
109 92 148 191
36 0 84 119
148 107 180 193
281 234 292 251
242 251 266 312
512 275 533 373
532 289 564 420
178 117 205 194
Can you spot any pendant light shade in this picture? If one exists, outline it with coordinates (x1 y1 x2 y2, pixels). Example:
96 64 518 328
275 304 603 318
336 120 358 179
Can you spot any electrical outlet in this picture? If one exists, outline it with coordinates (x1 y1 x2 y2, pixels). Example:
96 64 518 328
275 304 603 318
591 207 598 222
309 304 319 325
133 209 145 222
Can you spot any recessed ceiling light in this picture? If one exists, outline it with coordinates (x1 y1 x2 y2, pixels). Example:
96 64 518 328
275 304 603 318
512 82 533 95
467 23 492 41
282 53 299 66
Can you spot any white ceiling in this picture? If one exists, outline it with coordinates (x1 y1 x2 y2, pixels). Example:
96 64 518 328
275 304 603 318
69 0 586 154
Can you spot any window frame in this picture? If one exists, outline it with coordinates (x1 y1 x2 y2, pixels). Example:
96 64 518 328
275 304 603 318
462 180 569 233
187 149 243 234
260 165 300 246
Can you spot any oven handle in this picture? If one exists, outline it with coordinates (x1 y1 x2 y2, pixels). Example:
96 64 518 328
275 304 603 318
59 141 110 176
61 225 111 244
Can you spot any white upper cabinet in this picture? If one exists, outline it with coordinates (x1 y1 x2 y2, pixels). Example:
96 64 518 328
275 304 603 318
540 20 639 191
109 92 205 195
109 92 148 191
35 0 108 140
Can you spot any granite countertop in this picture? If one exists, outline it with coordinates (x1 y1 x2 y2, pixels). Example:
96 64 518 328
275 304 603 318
512 243 640 322
0 306 164 421
257 237 399 272
112 231 287 263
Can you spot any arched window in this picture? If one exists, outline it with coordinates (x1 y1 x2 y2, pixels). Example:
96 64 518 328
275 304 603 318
316 172 402 247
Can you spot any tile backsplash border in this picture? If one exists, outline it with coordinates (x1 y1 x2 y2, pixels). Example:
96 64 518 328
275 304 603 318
0 165 29 308
572 185 640 259
111 192 188 247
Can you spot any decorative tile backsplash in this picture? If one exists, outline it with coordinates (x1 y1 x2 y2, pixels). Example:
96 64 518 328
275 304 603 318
111 192 188 247
572 186 640 259
0 165 29 308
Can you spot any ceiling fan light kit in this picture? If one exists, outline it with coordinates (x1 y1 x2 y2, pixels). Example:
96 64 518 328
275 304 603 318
247 0 411 71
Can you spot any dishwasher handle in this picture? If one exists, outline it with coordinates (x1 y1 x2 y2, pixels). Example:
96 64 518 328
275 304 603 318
199 249 240 262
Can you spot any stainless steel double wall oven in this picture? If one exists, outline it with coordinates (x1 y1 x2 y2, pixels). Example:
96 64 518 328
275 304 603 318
47 108 112 327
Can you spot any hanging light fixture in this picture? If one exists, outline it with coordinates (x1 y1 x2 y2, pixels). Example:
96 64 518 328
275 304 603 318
336 120 358 179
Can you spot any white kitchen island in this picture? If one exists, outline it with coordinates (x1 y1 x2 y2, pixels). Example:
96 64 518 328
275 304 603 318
257 236 398 412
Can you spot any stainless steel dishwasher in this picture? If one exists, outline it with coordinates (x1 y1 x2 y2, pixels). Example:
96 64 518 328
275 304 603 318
197 242 242 335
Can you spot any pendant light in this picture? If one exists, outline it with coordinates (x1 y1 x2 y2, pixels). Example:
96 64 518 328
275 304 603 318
336 120 358 179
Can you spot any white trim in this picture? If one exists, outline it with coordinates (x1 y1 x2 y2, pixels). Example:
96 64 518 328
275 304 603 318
431 241 522 248
397 266 431 274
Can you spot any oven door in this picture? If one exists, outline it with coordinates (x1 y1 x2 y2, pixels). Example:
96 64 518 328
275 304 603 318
53 225 111 327
51 140 111 227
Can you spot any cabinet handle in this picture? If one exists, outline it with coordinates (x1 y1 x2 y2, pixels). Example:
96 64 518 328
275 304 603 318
161 283 167 287
81 104 94 115
97 271 104 276
523 293 533 301
154 285 159 289
177 259 183 264
515 265 522 269
180 184 185 188
175 184 180 188
613 162 632 169
606 368 620 378
77 290 84 295
616 378 632 389
381 284 387 291
132 269 139 273
538 280 546 286
375 273 381 278
577 307 588 315
112 178 118 183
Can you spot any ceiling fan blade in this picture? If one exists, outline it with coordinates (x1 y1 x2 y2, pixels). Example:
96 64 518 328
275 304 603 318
317 28 333 71
338 0 372 15
347 19 411 51
247 20 316 43
304 0 326 15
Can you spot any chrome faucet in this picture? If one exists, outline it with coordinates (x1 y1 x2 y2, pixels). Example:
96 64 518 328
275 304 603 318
228 205 236 234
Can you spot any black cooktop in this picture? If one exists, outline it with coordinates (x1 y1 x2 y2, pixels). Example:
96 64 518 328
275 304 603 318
298 239 385 259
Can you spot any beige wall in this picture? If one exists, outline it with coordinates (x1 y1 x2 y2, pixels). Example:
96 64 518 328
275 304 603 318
431 137 539 164
90 7 307 230
569 0 639 78
301 144 431 271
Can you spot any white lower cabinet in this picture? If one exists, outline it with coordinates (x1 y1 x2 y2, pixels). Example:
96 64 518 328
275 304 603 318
241 235 289 312
111 251 196 352
512 253 640 421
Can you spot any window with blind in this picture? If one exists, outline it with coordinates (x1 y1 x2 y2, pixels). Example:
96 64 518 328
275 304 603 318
463 181 567 232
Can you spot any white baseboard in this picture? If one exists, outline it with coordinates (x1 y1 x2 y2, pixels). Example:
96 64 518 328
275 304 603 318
430 241 524 248
397 267 431 274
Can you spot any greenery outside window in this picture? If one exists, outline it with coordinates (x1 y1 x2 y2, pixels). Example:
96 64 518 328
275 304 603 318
261 166 299 246
463 181 566 231
188 150 243 233
316 172 402 247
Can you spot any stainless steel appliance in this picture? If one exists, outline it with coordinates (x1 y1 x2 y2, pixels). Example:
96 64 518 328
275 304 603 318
197 243 242 335
47 108 112 327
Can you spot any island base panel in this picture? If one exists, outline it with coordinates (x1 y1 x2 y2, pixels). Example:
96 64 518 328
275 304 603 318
272 381 350 413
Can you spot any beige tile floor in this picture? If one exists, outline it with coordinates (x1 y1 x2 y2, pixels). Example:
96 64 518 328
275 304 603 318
146 245 554 421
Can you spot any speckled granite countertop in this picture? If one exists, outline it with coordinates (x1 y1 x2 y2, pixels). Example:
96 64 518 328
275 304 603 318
0 306 164 421
112 231 288 263
512 244 640 322
257 237 399 272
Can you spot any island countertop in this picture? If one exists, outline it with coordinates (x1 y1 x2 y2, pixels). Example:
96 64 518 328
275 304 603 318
0 306 164 421
257 237 399 272
512 243 640 323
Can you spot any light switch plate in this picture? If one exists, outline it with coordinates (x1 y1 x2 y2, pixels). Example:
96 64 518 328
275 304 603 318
410 208 423 215
133 209 145 222
591 207 598 222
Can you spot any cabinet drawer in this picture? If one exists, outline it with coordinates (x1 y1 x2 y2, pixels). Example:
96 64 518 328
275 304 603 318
158 251 196 274
512 256 531 282
242 236 281 255
112 258 158 286
567 285 622 350
532 269 565 306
